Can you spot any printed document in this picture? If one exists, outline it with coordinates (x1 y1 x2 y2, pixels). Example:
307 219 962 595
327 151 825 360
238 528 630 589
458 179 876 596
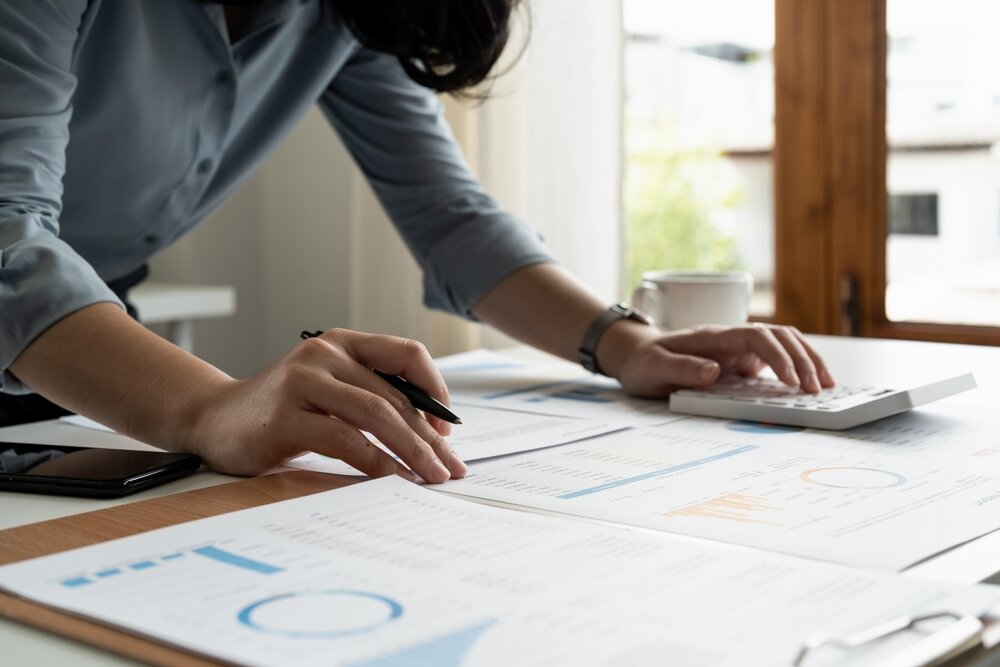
444 420 1000 571
439 349 682 426
1 477 998 666
287 403 621 475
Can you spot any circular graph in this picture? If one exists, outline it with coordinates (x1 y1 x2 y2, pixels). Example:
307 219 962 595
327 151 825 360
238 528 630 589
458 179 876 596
725 420 805 434
237 590 403 639
800 467 907 489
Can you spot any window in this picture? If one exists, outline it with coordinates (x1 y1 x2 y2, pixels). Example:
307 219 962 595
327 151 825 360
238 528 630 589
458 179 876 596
619 0 1000 343
883 0 1000 329
763 0 1000 342
888 194 938 236
622 0 776 317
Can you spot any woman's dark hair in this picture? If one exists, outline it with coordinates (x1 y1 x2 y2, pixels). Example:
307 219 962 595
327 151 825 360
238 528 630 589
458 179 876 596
327 0 523 95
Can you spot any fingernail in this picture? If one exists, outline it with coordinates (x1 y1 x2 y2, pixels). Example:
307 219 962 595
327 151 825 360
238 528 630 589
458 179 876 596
430 460 451 483
699 362 719 382
448 451 468 477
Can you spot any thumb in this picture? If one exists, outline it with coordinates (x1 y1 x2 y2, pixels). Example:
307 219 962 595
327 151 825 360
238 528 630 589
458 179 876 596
651 345 720 389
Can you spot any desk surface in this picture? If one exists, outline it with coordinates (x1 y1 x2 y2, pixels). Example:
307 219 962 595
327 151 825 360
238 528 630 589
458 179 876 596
2 336 1000 665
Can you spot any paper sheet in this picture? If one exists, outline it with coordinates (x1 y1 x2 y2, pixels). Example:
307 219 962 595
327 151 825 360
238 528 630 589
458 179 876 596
769 401 1000 471
286 403 622 475
442 418 1000 571
59 414 115 433
440 349 683 426
2 477 997 666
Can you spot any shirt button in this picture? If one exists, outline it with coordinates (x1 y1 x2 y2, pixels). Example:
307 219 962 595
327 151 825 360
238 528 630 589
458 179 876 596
197 158 214 175
214 70 233 85
144 234 159 245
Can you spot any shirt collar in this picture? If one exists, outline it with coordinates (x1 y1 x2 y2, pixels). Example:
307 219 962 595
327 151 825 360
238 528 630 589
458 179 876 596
202 0 301 47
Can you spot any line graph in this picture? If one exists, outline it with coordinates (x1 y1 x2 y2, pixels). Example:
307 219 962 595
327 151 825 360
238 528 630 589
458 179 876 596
557 445 756 499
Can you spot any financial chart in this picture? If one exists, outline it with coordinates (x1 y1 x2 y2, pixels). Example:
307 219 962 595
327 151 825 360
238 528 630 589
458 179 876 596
444 421 1000 570
4 479 998 666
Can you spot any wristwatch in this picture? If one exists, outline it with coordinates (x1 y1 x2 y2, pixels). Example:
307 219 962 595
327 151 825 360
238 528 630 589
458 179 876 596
578 303 653 376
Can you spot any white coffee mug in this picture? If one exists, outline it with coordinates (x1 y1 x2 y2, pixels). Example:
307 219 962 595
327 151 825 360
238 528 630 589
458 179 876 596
631 270 752 330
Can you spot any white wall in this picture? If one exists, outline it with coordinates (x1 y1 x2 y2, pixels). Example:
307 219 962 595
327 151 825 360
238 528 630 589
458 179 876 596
149 108 356 378
147 171 266 379
887 149 1000 282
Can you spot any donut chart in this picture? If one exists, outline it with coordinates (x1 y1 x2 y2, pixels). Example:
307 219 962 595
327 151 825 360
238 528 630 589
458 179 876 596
237 590 403 639
800 467 907 489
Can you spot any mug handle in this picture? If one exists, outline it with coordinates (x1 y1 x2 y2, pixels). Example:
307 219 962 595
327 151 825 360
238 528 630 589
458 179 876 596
631 281 662 327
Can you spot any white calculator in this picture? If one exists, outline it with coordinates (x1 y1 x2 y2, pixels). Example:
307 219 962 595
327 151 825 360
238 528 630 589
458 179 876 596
668 372 977 430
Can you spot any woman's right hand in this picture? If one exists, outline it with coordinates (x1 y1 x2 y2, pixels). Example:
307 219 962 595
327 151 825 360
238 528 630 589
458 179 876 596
188 328 467 483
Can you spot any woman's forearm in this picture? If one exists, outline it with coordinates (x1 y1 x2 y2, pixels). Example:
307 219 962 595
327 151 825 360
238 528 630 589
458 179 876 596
8 302 467 481
470 262 831 396
8 302 232 455
469 263 657 379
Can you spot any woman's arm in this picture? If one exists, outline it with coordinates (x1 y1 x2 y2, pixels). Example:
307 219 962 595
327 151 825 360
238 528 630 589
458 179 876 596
471 263 835 396
10 303 466 482
0 4 463 484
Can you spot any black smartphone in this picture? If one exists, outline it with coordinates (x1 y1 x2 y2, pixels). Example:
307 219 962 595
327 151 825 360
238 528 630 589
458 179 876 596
0 442 202 498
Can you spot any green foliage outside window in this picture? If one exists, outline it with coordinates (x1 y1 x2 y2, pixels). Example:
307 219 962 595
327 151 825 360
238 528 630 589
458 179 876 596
623 122 744 296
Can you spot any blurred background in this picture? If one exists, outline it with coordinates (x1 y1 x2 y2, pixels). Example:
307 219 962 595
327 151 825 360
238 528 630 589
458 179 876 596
149 0 1000 379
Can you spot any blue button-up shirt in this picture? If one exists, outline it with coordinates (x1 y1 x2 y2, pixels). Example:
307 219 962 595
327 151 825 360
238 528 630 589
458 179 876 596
0 0 553 393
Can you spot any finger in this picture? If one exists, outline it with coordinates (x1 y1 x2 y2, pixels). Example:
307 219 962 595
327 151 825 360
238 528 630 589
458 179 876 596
298 411 416 481
296 334 464 478
296 368 454 483
649 345 721 392
791 330 836 388
731 326 800 387
770 327 821 393
335 362 467 478
425 413 453 437
341 332 453 413
735 353 767 378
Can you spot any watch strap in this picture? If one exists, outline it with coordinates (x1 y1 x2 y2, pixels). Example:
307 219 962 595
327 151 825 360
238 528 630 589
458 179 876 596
578 303 651 376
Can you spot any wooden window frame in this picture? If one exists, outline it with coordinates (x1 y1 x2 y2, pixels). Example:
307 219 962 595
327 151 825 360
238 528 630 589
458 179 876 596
773 0 1000 345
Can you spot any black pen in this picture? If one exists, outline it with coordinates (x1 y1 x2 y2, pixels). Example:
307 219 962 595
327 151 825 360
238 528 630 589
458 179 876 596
300 330 462 425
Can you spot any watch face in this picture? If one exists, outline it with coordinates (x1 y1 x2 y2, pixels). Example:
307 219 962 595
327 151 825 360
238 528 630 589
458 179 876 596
631 309 654 326
615 303 653 326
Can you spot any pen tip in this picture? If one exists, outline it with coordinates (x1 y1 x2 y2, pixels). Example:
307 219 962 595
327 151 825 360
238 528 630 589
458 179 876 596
454 419 462 425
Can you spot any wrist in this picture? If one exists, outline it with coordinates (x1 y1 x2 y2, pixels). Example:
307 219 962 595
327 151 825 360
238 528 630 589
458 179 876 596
578 303 657 379
169 375 238 459
594 317 661 381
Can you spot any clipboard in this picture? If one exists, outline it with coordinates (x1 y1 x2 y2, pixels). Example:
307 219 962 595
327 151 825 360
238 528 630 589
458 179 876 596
792 608 1000 666
0 470 355 667
2 469 1000 667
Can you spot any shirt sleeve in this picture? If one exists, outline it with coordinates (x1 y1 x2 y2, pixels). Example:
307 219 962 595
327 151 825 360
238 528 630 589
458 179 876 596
0 0 123 394
318 46 555 318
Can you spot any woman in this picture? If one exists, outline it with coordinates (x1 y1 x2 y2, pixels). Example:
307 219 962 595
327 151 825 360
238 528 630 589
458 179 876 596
0 0 833 483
